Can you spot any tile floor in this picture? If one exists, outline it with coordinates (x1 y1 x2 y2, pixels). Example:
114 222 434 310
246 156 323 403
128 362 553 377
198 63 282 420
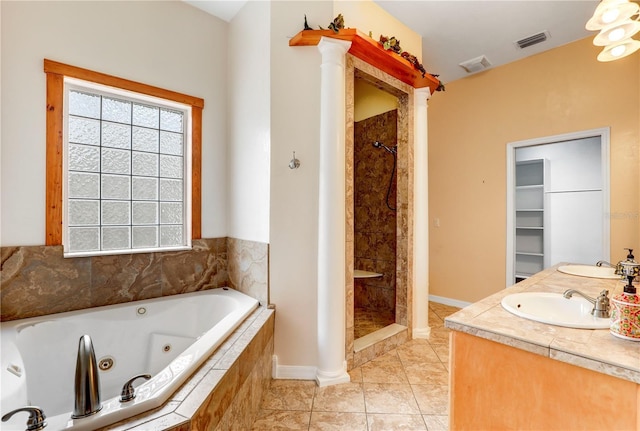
354 307 395 339
251 302 461 430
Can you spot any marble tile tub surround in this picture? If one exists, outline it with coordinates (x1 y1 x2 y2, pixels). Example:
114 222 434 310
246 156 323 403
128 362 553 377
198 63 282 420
102 306 275 431
1 237 268 321
445 264 640 384
227 238 269 307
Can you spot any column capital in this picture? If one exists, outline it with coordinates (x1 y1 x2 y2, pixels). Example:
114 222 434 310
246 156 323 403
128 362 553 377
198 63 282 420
318 37 352 65
414 87 431 106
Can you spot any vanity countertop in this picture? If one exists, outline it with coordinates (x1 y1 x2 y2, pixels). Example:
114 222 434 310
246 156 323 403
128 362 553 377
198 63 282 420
444 264 640 384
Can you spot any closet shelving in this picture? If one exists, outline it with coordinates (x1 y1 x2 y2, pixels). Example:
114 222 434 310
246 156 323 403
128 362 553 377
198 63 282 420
515 159 545 282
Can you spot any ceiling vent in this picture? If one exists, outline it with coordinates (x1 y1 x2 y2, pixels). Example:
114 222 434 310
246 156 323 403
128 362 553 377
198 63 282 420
515 31 551 49
459 55 492 74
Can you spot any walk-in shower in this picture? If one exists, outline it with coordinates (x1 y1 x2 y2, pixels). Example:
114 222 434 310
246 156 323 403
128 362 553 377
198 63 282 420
353 109 398 340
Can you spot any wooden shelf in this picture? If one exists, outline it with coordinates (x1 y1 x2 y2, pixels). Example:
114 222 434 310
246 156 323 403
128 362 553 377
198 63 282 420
289 29 441 94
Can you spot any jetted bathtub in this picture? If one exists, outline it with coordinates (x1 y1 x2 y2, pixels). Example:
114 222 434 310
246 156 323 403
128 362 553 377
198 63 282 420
1 288 259 430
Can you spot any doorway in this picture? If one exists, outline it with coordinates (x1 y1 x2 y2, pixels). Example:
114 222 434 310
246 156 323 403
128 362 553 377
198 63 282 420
353 84 398 339
506 128 611 285
345 55 413 369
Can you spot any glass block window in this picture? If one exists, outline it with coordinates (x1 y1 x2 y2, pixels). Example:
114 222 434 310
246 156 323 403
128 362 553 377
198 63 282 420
64 80 191 256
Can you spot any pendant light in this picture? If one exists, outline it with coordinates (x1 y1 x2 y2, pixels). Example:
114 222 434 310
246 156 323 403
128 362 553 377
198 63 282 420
586 0 640 61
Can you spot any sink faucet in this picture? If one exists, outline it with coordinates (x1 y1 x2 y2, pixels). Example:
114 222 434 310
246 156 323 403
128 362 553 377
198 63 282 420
596 260 614 267
71 335 102 419
563 289 611 318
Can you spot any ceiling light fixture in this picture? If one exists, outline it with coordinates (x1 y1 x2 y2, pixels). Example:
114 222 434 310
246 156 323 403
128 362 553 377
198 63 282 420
586 0 640 61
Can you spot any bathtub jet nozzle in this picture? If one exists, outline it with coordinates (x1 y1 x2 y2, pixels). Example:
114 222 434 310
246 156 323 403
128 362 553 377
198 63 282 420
71 335 102 419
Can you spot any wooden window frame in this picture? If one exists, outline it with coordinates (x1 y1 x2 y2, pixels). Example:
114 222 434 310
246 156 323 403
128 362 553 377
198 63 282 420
44 59 203 245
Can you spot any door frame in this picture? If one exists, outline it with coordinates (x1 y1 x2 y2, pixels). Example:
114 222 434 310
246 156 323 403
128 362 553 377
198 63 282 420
505 127 611 286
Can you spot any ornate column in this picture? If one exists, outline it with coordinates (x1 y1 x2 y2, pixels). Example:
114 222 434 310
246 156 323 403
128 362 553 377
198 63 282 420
412 87 431 338
316 36 352 387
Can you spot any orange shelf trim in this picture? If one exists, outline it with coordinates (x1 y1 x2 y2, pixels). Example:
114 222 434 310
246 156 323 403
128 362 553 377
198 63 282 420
289 29 440 93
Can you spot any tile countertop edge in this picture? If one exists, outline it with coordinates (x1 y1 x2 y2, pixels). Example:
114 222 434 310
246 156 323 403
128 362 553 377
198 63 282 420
444 264 640 385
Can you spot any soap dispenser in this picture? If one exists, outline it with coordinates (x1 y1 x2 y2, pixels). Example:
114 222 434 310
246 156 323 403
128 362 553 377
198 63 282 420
610 248 640 341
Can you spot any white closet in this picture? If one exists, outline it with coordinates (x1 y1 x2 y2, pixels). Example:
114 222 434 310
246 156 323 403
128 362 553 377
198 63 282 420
515 159 546 282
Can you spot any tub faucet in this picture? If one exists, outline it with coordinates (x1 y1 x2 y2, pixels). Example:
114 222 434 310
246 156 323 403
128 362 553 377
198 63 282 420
596 260 614 267
71 335 102 419
1 406 47 430
563 289 611 318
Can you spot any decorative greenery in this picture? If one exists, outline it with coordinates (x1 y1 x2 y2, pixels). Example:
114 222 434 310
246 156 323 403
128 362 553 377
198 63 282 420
379 35 445 91
317 14 345 34
301 15 445 92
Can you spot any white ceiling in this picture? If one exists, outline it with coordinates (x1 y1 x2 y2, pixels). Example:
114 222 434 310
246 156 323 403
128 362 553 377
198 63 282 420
186 0 599 83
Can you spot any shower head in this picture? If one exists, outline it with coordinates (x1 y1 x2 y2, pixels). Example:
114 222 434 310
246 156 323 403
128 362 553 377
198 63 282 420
372 141 397 154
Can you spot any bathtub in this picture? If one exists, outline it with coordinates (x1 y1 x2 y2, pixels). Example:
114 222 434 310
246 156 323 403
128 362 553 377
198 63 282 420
1 288 259 431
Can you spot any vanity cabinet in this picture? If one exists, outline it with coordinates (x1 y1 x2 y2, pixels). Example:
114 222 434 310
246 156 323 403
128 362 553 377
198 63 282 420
514 159 546 282
446 266 640 430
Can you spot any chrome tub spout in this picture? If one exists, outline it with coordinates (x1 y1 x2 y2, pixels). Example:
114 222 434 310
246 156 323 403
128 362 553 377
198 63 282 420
71 335 102 419
596 260 614 267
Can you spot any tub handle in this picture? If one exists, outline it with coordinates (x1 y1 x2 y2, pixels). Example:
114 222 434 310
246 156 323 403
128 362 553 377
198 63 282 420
1 406 47 431
120 374 152 403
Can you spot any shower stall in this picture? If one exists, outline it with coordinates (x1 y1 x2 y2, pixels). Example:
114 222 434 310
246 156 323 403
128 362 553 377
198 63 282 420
353 109 398 339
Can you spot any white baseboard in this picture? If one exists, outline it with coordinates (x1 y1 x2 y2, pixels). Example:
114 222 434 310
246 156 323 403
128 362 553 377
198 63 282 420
272 355 317 380
429 294 471 309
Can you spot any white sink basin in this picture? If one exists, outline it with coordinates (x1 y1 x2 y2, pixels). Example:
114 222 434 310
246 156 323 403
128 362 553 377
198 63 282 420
557 264 619 279
501 292 611 329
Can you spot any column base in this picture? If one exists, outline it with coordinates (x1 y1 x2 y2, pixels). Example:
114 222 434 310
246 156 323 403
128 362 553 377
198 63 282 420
412 327 432 339
315 364 350 387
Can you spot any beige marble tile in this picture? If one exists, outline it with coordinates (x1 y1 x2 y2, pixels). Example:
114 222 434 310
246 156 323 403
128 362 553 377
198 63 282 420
428 312 445 328
260 380 316 411
251 410 311 430
361 356 408 384
411 384 449 415
227 237 268 306
422 414 449 431
429 303 461 319
312 382 365 412
367 413 427 431
308 411 367 431
363 383 420 414
348 366 363 383
403 362 449 386
397 339 441 365
431 344 450 366
427 327 452 345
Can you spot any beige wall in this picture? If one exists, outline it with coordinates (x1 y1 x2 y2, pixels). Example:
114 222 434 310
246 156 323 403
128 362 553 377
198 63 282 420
428 37 640 303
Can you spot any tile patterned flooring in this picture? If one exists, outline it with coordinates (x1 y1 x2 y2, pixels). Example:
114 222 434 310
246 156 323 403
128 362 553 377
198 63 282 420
251 302 461 430
354 307 396 339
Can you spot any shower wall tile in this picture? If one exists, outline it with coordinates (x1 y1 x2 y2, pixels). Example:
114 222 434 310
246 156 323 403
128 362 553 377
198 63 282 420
0 237 263 322
1 245 91 320
227 238 268 307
